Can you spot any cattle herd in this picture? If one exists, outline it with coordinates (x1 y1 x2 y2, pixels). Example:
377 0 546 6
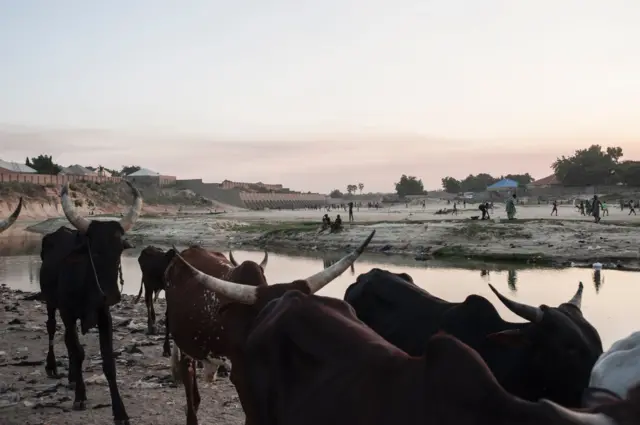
1 184 639 425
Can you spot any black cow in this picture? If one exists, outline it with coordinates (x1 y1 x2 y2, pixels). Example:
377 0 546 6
40 182 142 425
243 290 637 425
344 268 603 407
135 245 177 352
0 197 23 234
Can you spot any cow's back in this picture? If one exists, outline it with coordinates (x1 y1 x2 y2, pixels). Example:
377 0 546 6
344 268 457 355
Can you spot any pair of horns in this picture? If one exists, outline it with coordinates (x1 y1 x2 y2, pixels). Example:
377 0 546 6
60 180 143 233
173 230 376 305
0 198 23 234
230 250 268 269
488 282 584 323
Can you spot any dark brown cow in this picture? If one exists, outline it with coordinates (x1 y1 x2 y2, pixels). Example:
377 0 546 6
0 197 23 234
135 246 177 348
242 289 638 425
165 230 375 425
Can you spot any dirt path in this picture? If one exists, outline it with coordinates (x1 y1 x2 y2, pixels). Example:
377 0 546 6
0 286 243 425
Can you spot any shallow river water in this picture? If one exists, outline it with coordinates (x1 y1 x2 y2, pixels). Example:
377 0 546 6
0 234 637 349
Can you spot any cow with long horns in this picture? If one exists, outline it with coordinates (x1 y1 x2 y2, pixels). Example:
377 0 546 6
344 268 603 407
165 231 374 425
0 197 23 234
243 289 639 425
39 181 142 425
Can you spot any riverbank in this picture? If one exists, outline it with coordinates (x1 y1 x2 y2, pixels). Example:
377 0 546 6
18 204 640 269
0 286 243 425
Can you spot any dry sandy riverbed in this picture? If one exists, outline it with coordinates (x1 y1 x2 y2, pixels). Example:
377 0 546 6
19 203 640 269
0 286 243 425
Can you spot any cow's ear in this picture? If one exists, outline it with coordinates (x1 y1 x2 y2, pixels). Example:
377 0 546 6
486 329 531 347
582 388 622 408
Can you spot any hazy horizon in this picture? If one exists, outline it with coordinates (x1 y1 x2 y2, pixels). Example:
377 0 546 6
1 1 639 193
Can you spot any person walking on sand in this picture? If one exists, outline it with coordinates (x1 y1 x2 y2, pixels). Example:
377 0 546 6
601 201 609 216
452 202 458 215
629 200 637 215
551 200 558 216
592 195 602 223
348 201 354 222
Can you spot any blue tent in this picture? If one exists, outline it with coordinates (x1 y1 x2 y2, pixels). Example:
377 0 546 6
487 179 518 191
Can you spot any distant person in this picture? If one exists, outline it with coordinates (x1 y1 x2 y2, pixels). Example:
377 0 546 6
579 201 585 216
331 214 343 232
452 202 458 215
592 195 602 223
629 200 637 215
551 200 558 216
601 201 609 216
620 199 625 211
348 201 354 222
506 194 517 220
479 203 489 220
463 200 466 208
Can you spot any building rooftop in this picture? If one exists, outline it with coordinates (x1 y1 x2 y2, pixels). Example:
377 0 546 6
60 165 97 176
128 168 160 177
0 159 37 173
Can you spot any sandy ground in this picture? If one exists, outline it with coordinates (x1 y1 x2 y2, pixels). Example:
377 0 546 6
13 202 640 269
0 286 243 425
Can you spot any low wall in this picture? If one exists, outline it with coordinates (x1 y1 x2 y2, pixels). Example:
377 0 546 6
0 172 122 185
176 179 246 208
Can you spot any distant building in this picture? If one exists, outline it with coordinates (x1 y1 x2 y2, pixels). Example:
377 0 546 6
529 174 560 188
220 179 285 191
60 165 97 176
0 159 37 174
125 168 176 186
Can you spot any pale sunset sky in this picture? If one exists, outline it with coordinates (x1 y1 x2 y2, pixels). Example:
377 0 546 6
1 0 638 193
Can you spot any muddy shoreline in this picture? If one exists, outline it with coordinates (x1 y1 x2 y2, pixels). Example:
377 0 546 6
0 286 243 425
19 211 640 270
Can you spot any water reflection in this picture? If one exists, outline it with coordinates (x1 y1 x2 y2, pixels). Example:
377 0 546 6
593 270 604 293
507 269 518 292
0 234 637 349
322 256 356 276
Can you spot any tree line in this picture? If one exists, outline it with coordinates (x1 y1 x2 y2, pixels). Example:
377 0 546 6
22 155 141 177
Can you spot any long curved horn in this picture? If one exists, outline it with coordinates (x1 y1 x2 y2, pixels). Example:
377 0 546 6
305 230 375 294
229 251 238 267
540 399 615 425
488 284 543 323
566 282 584 309
229 250 267 269
0 197 23 234
259 250 268 269
60 184 91 234
172 245 257 304
119 180 143 232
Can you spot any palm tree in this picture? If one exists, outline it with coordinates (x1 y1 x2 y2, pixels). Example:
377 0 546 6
358 183 364 194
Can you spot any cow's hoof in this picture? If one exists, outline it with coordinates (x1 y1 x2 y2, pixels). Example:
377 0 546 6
46 369 59 379
146 325 157 335
162 350 171 358
67 381 76 390
114 420 130 425
73 401 86 411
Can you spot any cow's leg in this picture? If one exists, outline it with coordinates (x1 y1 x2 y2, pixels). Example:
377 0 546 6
145 287 156 335
193 367 201 413
61 313 86 409
97 306 130 425
45 304 59 378
180 354 199 425
162 304 171 357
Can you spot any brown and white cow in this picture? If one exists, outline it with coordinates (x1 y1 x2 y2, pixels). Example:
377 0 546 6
165 230 375 425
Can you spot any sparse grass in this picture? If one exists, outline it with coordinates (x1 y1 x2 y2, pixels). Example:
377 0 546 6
238 221 320 233
432 245 553 264
0 182 47 198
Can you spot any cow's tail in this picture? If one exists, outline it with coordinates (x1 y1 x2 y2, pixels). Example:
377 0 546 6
171 343 182 384
134 276 144 304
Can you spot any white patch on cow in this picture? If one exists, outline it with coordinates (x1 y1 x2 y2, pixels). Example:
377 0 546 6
170 343 182 384
589 331 640 398
203 357 224 383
